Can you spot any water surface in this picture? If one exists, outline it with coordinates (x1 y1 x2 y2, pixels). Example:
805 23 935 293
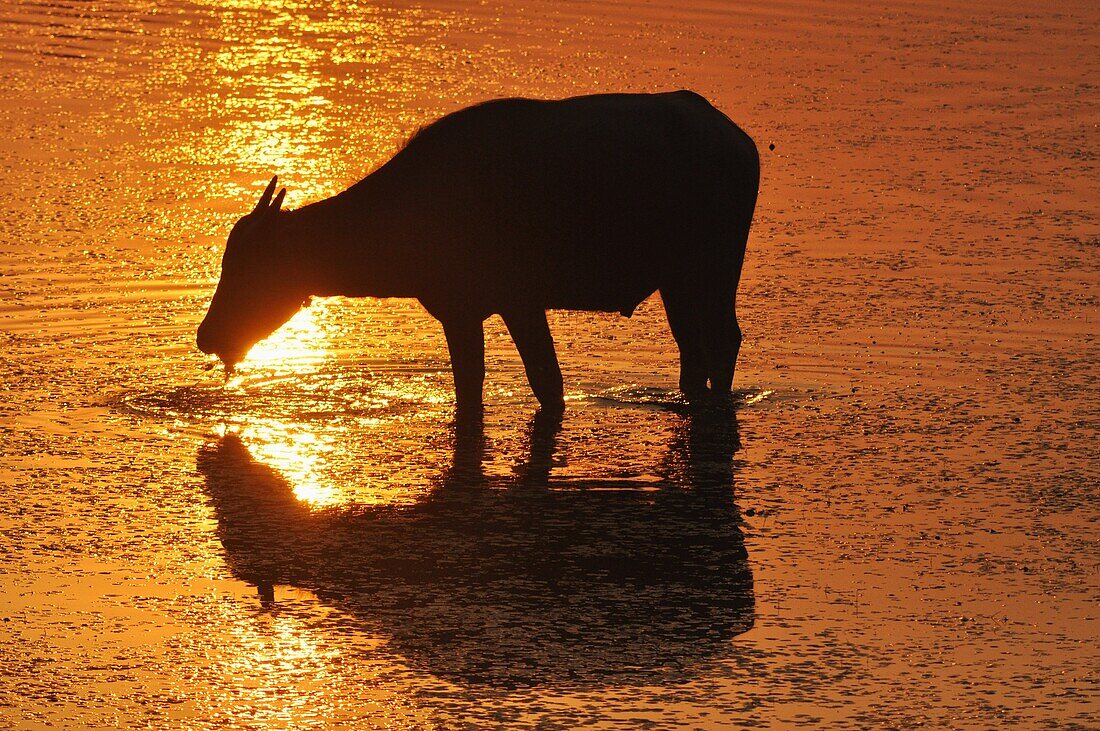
1 0 1096 728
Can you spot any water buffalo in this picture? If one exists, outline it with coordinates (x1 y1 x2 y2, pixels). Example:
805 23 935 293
196 91 760 411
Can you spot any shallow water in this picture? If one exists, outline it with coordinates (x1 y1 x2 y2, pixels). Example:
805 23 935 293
1 0 1097 728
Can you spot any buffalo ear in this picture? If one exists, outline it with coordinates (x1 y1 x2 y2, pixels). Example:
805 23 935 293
254 186 287 227
271 187 286 213
253 176 278 214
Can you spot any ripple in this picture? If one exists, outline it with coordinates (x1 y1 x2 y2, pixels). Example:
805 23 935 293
587 384 773 410
109 366 449 428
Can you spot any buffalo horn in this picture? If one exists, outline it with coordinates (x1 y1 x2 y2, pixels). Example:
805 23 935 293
254 175 278 213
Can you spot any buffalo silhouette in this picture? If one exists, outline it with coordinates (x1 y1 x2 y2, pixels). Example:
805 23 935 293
197 91 760 411
198 406 753 688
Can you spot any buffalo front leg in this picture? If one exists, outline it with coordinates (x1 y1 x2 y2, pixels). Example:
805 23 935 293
502 308 564 413
441 317 485 413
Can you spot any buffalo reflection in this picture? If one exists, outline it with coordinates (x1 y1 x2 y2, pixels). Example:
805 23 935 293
197 406 753 688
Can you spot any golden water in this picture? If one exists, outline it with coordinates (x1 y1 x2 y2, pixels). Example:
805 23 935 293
1 1 1096 728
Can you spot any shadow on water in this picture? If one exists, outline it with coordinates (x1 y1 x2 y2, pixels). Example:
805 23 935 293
197 405 754 688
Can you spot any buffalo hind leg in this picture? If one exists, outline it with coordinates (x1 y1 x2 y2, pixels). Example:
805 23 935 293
441 317 485 413
661 287 709 400
502 308 564 413
709 216 752 393
703 297 741 394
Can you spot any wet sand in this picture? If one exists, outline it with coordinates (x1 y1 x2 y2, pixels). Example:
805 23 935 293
1 0 1097 728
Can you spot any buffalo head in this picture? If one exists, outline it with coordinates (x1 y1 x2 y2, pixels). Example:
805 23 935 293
197 177 308 369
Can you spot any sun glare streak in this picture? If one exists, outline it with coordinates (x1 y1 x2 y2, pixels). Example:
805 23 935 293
242 422 343 507
210 607 347 726
189 0 437 205
239 300 332 375
743 389 773 407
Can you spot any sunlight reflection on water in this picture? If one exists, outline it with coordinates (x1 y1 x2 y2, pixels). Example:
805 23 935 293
235 300 332 375
175 0 459 209
246 426 339 506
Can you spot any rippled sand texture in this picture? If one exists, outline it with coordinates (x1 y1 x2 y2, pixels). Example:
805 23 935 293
1 0 1097 729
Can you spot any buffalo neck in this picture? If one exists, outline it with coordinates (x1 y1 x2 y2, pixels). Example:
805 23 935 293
278 198 349 297
277 179 413 299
